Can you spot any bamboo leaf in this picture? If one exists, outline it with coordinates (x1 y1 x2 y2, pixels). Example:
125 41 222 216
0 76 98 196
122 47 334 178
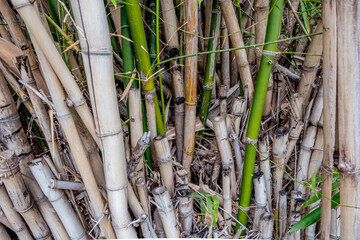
302 180 340 209
213 195 220 227
200 199 206 217
289 192 340 232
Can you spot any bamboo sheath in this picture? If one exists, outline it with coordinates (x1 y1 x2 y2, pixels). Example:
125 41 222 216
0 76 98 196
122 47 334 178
0 0 49 95
212 116 233 233
152 187 180 238
321 1 336 239
30 34 115 238
70 0 135 238
28 159 87 240
337 1 360 238
0 150 52 240
0 72 68 240
218 0 254 100
17 55 63 176
0 181 33 240
9 0 99 148
154 135 174 197
182 0 198 177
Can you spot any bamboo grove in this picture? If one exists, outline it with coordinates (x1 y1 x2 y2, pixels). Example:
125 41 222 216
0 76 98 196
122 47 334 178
0 0 358 239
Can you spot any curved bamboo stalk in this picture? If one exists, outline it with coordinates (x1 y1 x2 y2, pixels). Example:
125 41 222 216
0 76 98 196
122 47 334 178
182 0 198 177
321 1 336 239
218 0 254 100
0 181 32 240
152 186 180 238
236 0 284 232
0 72 68 240
69 0 136 237
9 0 99 147
30 34 115 238
153 135 174 197
0 150 52 240
29 159 87 240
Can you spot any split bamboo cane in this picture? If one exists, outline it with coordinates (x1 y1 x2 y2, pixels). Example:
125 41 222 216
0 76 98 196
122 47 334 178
28 159 87 240
0 150 52 240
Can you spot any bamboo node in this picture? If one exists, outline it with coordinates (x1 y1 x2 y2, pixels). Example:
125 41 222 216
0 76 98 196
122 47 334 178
302 65 319 72
0 150 20 178
96 129 122 139
107 184 128 191
157 157 171 163
262 50 277 56
245 137 258 145
12 223 26 233
82 48 112 56
12 1 33 10
34 195 47 205
184 100 197 106
142 88 156 95
16 199 35 214
238 63 250 69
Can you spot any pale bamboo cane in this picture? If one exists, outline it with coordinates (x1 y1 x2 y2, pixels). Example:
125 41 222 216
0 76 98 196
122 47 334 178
283 120 304 169
258 138 272 211
129 88 145 179
70 0 136 237
30 34 115 238
153 208 166 238
304 200 320 240
254 0 269 68
337 2 360 238
0 207 12 230
182 0 198 177
0 181 32 240
154 135 174 197
0 71 68 240
259 212 274 240
28 159 87 240
135 177 150 217
230 96 247 136
212 116 233 233
307 125 323 179
177 188 193 236
220 19 230 90
10 0 99 147
330 207 340 239
0 19 11 41
253 170 267 230
218 0 254 100
17 55 63 176
0 224 11 240
0 0 49 95
321 1 336 239
0 150 52 240
219 85 227 117
287 191 303 240
278 191 287 239
272 126 290 207
152 186 180 238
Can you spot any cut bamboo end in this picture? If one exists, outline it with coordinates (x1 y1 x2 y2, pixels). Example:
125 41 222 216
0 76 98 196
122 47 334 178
152 186 179 238
177 189 193 236
258 212 274 240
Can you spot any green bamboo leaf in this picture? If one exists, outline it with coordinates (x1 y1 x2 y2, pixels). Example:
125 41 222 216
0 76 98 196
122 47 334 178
300 0 310 32
206 198 216 227
213 195 220 227
302 180 340 209
111 0 117 8
200 199 206 216
193 192 211 199
289 192 340 232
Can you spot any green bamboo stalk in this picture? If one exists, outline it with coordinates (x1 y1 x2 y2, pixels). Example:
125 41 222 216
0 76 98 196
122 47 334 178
236 0 284 233
198 0 221 127
124 0 165 135
148 0 157 65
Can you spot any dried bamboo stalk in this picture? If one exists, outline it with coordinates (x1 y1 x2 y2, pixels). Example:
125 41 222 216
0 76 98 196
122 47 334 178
212 116 233 232
49 179 85 191
0 224 11 240
177 188 193 236
287 191 303 240
272 126 290 207
0 150 52 240
321 1 336 239
0 37 22 76
152 187 180 238
0 181 32 240
154 135 174 197
182 0 198 177
230 97 247 135
145 93 159 167
28 159 87 240
259 212 274 240
219 0 254 100
0 72 68 239
129 88 145 179
29 34 115 238
10 0 99 147
220 19 230 90
337 2 360 238
0 207 12 231
135 177 150 217
278 191 287 239
307 126 323 178
254 0 269 67
253 170 267 229
229 126 243 188
0 19 11 41
219 85 227 117
258 138 272 211
330 207 340 239
153 208 166 238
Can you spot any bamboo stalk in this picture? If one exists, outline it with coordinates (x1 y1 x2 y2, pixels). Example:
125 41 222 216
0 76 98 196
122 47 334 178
253 170 267 230
135 177 150 217
0 207 12 231
258 138 272 211
0 71 69 239
0 150 52 240
28 158 87 240
212 116 233 233
17 55 63 175
259 212 274 240
182 0 198 177
30 34 115 238
287 191 303 240
0 19 11 41
236 0 284 232
153 208 166 238
272 126 289 208
153 135 174 197
199 0 221 128
0 181 32 240
307 125 324 179
337 1 360 238
0 224 11 240
219 85 227 117
218 0 254 100
321 1 336 239
220 19 230 89
278 190 287 239
70 0 136 237
152 186 180 238
177 188 193 236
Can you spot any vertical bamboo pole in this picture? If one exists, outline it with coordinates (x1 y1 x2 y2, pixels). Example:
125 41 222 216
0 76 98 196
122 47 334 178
0 150 52 240
258 138 272 211
337 1 360 238
182 0 198 177
9 0 99 147
70 0 136 237
279 191 287 239
30 34 115 238
177 188 193 236
28 159 87 240
0 182 32 240
321 1 336 239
